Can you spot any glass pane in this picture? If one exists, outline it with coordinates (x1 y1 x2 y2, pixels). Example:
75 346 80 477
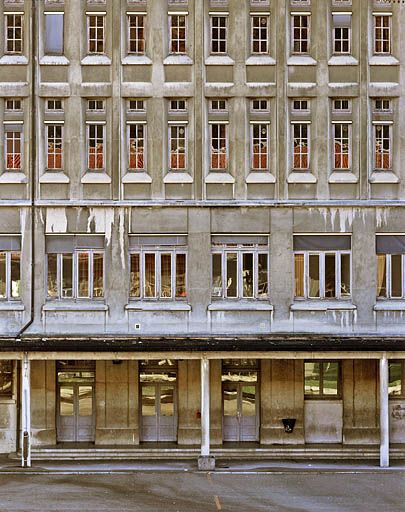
175 253 186 298
391 255 402 298
60 387 74 416
62 254 73 298
45 14 64 55
0 361 12 396
223 382 238 416
144 253 156 298
212 253 222 297
10 253 20 298
142 385 156 416
389 362 402 396
323 362 339 396
325 254 336 298
258 253 268 298
92 253 104 298
160 385 174 416
305 362 321 396
0 253 6 298
160 253 172 298
47 254 58 298
341 254 351 297
226 253 238 298
377 254 387 298
242 253 254 298
130 253 140 297
78 253 89 298
78 386 93 416
308 255 320 298
242 385 256 416
294 254 304 297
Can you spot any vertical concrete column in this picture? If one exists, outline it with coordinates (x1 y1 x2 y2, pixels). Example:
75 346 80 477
198 358 215 470
21 353 31 467
379 356 389 468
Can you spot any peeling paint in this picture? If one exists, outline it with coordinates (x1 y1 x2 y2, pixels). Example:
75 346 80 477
46 208 67 233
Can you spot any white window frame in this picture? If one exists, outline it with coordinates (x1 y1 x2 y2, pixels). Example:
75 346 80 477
210 14 228 55
373 122 392 171
377 254 405 299
291 13 310 54
0 252 21 300
250 14 269 55
127 122 146 171
168 122 187 171
4 124 23 171
87 13 106 54
127 13 145 55
291 122 310 170
332 121 351 171
250 121 270 171
332 16 351 55
87 122 105 170
332 98 351 113
209 122 228 171
5 13 23 54
169 13 187 54
373 14 391 55
250 99 269 113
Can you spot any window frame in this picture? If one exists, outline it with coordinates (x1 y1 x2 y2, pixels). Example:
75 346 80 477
291 122 310 170
377 253 405 299
0 251 21 301
304 361 342 400
4 126 23 171
332 16 351 55
87 122 105 171
373 14 391 55
389 360 405 398
250 121 270 171
5 13 24 54
44 12 64 56
210 15 228 55
332 121 351 171
169 13 187 55
373 122 392 171
209 122 228 171
0 361 14 399
168 122 188 171
127 13 145 55
45 123 64 170
87 13 106 55
250 14 269 55
291 13 310 55
127 122 146 171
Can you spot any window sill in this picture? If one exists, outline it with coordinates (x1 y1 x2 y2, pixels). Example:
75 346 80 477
0 302 24 311
163 172 193 184
39 55 70 66
329 171 358 184
374 301 405 312
205 55 234 66
0 55 28 65
369 171 399 184
369 55 399 66
122 172 152 184
287 171 317 184
81 55 111 66
125 302 191 312
291 301 356 312
328 55 358 66
0 172 26 184
163 55 193 65
122 55 152 65
287 55 317 66
43 302 108 312
208 301 273 312
81 171 111 184
0 398 17 405
246 55 276 66
246 172 275 184
39 172 70 184
205 172 235 184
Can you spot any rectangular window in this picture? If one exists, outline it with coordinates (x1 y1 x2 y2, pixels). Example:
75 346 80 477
87 99 105 112
46 99 64 112
251 99 269 112
45 13 64 55
250 123 269 171
389 361 404 397
374 98 391 113
5 13 23 54
210 15 227 54
5 130 22 170
87 124 104 170
332 13 351 54
251 15 269 54
332 99 351 113
5 99 22 112
87 14 105 54
128 14 145 54
169 124 187 170
0 252 21 300
169 99 187 112
169 14 187 54
333 123 351 170
128 123 145 170
304 361 341 398
128 99 145 112
292 123 309 170
374 15 391 55
211 240 269 299
377 254 405 299
291 14 310 54
210 99 227 112
374 124 391 170
46 124 63 170
210 123 228 170
0 361 13 398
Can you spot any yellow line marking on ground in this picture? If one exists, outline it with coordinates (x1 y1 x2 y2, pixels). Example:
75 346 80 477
214 495 222 511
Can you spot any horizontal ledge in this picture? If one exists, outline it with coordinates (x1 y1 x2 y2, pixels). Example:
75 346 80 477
245 56 276 66
122 172 152 184
208 302 273 312
205 56 235 66
291 302 356 312
163 55 193 65
205 172 235 184
164 172 193 184
43 303 108 312
246 172 276 184
328 55 358 66
287 172 317 184
374 302 405 312
369 56 399 66
39 172 70 184
369 171 399 184
0 172 27 184
329 171 358 184
287 56 317 66
121 55 152 66
125 302 191 312
81 172 111 184
0 303 24 311
0 55 28 65
39 56 70 66
81 55 111 66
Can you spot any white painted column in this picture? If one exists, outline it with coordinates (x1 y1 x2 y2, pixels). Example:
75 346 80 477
379 356 389 468
201 358 210 457
21 353 31 468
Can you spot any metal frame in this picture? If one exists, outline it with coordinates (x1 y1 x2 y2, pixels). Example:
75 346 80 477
0 251 21 301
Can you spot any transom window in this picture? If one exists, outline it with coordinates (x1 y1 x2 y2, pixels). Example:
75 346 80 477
389 361 405 397
374 15 391 55
210 123 228 170
373 123 392 170
87 14 105 54
333 123 351 170
291 14 310 54
251 15 269 54
210 15 227 54
0 250 21 300
5 13 23 54
169 14 187 54
0 361 13 398
169 124 187 170
211 239 269 299
46 124 63 170
304 361 341 399
250 123 269 171
5 99 22 112
87 124 104 170
128 123 145 170
128 13 145 54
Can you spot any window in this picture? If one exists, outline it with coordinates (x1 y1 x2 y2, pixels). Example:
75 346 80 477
129 244 187 300
304 361 341 398
292 123 310 170
128 123 145 170
128 99 145 112
5 99 22 112
251 15 269 54
294 235 351 299
0 250 20 300
169 124 187 170
374 98 391 113
5 128 22 170
5 13 23 54
46 99 64 112
209 99 227 112
376 235 405 299
44 13 64 55
0 361 13 398
332 99 351 113
291 14 310 54
87 14 105 54
211 238 268 299
210 15 227 54
169 14 187 54
210 123 228 170
389 361 404 397
128 13 145 54
374 15 391 54
46 124 63 170
251 99 269 112
292 99 309 112
332 13 351 54
169 99 187 112
374 123 391 170
87 99 105 112
250 123 269 171
333 123 351 170
87 124 104 170
46 237 104 300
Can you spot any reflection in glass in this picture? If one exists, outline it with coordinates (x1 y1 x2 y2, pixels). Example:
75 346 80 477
93 253 104 298
160 253 172 298
223 382 238 416
391 255 402 298
323 362 339 395
304 362 321 395
62 253 73 298
294 253 304 297
258 253 268 297
242 385 256 416
160 386 174 416
389 362 402 396
0 253 6 298
212 253 222 297
377 254 387 298
142 385 156 416
10 253 20 298
144 253 156 298
60 387 74 416
78 386 93 416
325 254 336 298
226 253 237 298
176 253 186 298
242 253 254 298
130 253 140 297
78 252 89 298
341 253 351 297
308 254 320 297
47 253 58 298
